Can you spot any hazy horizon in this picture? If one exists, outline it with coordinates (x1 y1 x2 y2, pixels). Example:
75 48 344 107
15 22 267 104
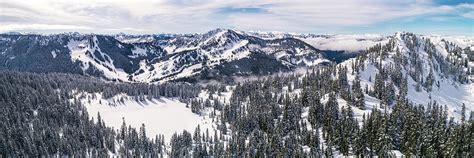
2 28 473 37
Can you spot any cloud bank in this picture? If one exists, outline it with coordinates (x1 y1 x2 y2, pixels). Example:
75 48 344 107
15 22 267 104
0 0 472 35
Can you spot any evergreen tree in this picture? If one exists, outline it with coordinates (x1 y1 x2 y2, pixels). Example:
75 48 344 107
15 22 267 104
352 74 365 108
323 92 339 146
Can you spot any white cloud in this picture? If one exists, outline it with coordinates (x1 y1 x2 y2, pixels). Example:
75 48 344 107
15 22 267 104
0 0 471 34
462 11 474 19
0 24 93 31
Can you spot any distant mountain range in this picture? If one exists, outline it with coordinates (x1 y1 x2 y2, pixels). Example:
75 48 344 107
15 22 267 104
0 29 472 83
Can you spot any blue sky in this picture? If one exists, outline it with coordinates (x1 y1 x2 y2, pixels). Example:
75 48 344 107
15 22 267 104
0 0 472 35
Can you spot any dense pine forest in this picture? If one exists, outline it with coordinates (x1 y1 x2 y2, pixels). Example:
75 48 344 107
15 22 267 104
1 65 472 157
0 71 201 156
1 32 473 157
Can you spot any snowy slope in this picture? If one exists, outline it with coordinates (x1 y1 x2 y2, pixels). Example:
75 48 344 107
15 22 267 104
67 37 130 81
76 89 233 144
0 29 328 83
338 32 473 121
77 93 205 142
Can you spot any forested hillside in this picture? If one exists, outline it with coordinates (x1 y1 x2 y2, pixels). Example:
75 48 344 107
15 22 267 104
0 32 473 157
0 71 198 156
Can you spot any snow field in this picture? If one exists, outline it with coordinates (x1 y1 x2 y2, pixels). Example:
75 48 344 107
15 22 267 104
79 93 202 142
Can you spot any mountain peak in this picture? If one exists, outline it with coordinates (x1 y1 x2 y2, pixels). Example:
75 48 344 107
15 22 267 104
203 28 241 37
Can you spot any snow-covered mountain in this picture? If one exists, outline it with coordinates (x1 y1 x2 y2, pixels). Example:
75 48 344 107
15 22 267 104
335 32 473 120
0 29 332 83
0 29 472 84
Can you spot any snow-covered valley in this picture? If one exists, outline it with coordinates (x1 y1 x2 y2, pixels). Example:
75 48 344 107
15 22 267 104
80 94 201 142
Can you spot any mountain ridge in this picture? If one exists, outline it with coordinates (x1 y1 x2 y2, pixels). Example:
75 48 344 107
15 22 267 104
1 29 328 83
0 29 472 83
